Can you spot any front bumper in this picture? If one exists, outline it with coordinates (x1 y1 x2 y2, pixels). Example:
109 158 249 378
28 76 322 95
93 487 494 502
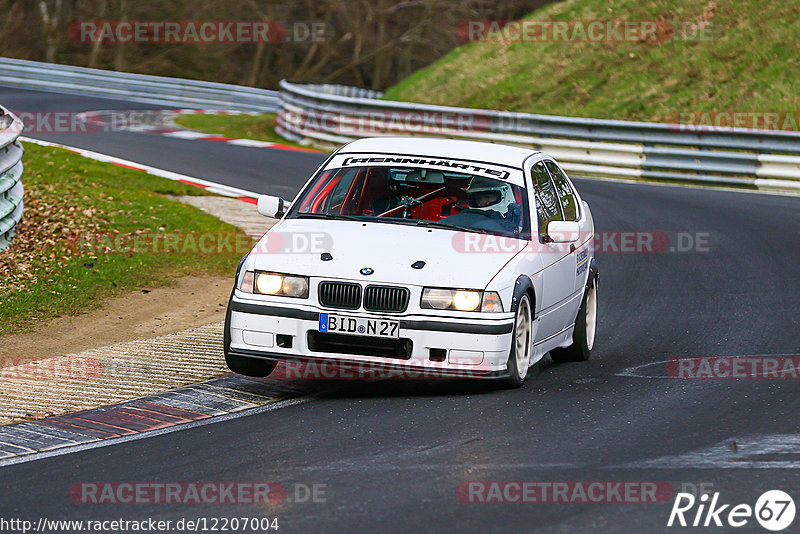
225 295 515 378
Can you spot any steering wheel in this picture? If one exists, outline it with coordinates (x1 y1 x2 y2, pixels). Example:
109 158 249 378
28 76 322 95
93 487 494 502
447 196 472 211
398 195 422 208
378 187 446 218
396 195 422 219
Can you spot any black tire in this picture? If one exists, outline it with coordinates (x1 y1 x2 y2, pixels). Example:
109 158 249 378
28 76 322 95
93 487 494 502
225 352 277 378
502 293 536 388
551 275 597 363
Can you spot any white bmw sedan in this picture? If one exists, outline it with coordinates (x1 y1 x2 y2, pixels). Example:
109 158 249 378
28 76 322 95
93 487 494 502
224 137 598 386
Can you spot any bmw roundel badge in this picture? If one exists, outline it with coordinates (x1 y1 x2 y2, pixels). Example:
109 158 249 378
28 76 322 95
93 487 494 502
360 267 374 276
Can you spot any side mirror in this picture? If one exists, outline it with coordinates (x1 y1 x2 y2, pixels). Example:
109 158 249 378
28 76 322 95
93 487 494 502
257 195 285 218
546 220 580 243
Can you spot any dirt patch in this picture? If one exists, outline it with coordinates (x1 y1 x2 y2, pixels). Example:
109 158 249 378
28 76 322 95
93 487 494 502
1 275 233 365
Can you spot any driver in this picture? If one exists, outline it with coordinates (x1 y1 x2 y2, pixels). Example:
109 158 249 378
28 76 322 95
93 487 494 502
467 179 516 216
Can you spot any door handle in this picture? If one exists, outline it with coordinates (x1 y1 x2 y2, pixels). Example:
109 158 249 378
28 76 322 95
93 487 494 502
569 244 576 253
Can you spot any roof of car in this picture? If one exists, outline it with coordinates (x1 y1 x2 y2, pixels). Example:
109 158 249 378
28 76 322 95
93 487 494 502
337 137 540 169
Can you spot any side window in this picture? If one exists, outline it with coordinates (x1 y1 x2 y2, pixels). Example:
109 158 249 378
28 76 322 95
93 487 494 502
531 162 563 237
545 161 579 221
327 168 359 211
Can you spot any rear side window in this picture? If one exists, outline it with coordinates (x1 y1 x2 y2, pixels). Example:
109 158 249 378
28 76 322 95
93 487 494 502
531 162 563 236
545 161 579 221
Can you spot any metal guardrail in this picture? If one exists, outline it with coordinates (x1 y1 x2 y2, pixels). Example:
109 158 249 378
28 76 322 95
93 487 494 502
0 107 24 252
295 83 384 100
0 57 280 113
276 80 800 192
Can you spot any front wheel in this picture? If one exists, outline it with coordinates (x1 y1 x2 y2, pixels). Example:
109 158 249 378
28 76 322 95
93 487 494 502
502 293 535 388
225 352 277 377
551 276 597 363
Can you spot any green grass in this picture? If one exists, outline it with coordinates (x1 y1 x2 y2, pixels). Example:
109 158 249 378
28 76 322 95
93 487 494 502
174 113 315 150
384 0 800 127
0 143 248 335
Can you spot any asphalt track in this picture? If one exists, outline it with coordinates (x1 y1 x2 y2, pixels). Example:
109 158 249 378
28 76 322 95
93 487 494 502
1 86 799 533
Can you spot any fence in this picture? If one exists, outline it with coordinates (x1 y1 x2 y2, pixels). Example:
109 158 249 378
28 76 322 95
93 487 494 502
0 107 24 252
276 80 800 192
0 57 279 113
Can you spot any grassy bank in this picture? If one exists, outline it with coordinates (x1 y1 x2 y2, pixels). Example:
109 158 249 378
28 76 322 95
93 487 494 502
0 143 248 335
384 0 800 127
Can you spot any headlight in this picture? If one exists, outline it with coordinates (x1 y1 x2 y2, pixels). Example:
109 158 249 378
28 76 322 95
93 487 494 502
239 271 309 298
453 290 481 311
256 273 284 295
421 288 503 312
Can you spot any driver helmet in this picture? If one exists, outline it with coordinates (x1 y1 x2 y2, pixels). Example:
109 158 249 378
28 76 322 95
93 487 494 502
466 178 516 214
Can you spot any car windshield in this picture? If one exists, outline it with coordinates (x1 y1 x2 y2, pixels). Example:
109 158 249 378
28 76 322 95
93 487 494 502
287 166 530 238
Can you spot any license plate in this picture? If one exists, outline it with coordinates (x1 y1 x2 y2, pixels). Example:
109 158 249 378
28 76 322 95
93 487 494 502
319 313 399 339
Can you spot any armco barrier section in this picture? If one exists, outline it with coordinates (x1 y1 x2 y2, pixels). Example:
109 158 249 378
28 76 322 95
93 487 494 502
1 62 797 254
0 57 279 113
0 107 24 251
276 80 800 191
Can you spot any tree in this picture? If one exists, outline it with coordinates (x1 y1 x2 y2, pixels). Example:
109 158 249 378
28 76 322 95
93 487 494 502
38 0 63 63
2 0 553 89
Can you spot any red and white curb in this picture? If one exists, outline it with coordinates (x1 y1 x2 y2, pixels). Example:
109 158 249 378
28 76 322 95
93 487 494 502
0 373 311 467
21 136 261 204
81 108 323 154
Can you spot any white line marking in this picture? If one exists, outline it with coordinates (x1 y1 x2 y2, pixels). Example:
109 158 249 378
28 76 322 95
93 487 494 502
204 186 244 197
163 130 212 140
0 397 308 468
227 139 275 148
0 440 35 453
614 359 676 379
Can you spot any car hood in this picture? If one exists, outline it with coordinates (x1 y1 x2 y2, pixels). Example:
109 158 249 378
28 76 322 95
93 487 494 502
248 218 523 289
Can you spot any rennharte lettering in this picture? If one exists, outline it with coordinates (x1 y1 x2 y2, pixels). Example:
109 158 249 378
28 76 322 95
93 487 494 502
340 156 511 179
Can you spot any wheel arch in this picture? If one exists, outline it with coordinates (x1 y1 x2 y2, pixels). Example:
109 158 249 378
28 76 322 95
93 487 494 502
510 274 536 317
587 258 599 289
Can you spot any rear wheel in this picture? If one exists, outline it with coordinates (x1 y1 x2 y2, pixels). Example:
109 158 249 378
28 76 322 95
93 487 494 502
551 276 597 363
503 293 535 388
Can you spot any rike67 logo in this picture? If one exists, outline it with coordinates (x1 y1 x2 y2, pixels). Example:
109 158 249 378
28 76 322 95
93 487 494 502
668 490 795 531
